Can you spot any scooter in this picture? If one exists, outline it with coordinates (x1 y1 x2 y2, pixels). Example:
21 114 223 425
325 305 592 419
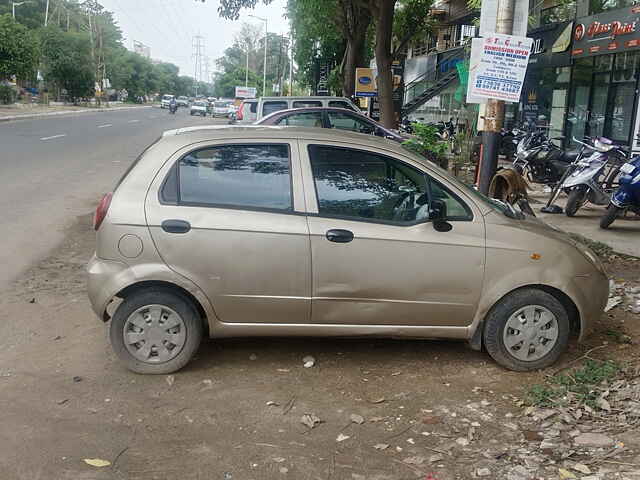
169 103 177 114
600 155 640 229
558 137 626 217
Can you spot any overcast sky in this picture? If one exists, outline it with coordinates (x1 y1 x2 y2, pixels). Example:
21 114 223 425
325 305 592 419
98 0 290 79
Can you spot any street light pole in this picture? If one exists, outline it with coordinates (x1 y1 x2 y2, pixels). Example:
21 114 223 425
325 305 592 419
245 44 249 87
44 0 49 26
289 35 293 96
249 15 267 96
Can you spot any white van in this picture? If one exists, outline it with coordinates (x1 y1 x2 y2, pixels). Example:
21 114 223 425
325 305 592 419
160 94 174 109
256 96 359 120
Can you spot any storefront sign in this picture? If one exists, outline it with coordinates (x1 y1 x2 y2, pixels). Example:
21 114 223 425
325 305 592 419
467 33 533 103
572 6 640 57
528 22 573 67
235 86 257 98
315 61 331 95
355 68 376 97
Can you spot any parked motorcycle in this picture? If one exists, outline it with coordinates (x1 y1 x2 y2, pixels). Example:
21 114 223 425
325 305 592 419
429 117 461 155
513 128 578 186
600 155 640 229
558 137 626 217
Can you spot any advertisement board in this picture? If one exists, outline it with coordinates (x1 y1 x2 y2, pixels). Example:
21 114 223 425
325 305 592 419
467 33 532 103
235 86 257 98
355 68 376 97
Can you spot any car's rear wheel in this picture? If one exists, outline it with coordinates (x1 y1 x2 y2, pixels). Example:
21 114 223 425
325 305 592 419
110 289 203 374
483 289 569 371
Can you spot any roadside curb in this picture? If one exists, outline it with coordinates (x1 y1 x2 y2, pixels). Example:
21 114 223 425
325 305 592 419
0 105 155 123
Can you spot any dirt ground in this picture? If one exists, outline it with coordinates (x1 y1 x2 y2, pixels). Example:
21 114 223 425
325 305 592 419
1 214 639 480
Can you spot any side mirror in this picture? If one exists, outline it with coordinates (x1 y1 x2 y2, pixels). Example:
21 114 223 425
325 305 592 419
430 199 452 232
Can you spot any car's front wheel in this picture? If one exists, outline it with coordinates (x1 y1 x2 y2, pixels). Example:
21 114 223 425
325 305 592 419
483 288 569 371
110 289 203 374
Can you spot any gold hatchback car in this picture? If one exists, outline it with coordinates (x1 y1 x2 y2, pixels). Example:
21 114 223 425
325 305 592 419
87 126 609 374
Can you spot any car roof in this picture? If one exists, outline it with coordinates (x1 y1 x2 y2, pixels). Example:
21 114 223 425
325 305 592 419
160 125 404 152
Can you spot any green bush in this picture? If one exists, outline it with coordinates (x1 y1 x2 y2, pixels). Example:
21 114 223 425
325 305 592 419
402 122 448 168
0 84 16 104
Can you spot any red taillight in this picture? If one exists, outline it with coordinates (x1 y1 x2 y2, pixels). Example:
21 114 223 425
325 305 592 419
237 103 244 121
94 192 113 231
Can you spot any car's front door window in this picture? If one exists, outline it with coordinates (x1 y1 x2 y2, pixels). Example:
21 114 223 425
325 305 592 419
327 112 376 135
308 145 471 224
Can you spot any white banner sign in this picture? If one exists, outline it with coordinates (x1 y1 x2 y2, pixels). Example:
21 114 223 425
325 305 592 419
467 34 533 103
479 0 529 37
466 38 486 104
235 86 257 98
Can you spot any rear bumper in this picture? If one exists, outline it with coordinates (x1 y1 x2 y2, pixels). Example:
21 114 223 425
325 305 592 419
87 254 129 320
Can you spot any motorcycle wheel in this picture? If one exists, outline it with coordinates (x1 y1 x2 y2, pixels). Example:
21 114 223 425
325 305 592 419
565 187 588 217
600 204 620 229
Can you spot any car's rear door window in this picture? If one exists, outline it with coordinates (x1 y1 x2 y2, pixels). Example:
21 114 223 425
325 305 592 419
327 111 376 135
308 145 471 224
293 101 322 108
174 144 292 212
262 101 288 116
276 112 323 127
329 101 355 111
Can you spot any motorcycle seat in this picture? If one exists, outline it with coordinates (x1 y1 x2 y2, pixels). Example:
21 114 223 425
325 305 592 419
559 150 579 162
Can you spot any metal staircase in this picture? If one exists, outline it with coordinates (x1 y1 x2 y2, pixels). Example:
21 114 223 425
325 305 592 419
403 47 465 116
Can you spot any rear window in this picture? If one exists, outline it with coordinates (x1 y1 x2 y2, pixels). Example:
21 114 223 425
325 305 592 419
194 102 206 107
263 101 288 116
214 102 227 108
329 100 355 111
293 100 322 108
165 144 293 212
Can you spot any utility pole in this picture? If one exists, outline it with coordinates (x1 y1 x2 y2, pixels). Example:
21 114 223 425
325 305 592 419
478 0 515 194
44 0 49 26
289 34 293 96
245 43 249 87
192 35 205 97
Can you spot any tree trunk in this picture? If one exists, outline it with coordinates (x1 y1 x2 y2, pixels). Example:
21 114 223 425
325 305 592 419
342 15 370 97
374 0 397 129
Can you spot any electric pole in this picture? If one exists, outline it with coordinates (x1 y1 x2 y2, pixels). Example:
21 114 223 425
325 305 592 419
249 15 268 96
192 35 205 97
478 0 515 194
289 34 293 96
44 0 50 26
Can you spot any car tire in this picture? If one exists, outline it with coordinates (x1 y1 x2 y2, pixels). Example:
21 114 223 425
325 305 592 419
483 288 569 371
600 204 620 229
110 289 203 374
565 186 588 217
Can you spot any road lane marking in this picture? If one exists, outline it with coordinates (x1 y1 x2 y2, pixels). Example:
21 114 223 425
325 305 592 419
127 119 140 123
40 134 66 141
97 124 112 128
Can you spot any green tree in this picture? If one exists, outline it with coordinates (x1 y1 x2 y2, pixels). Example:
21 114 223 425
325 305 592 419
213 67 262 98
40 25 95 102
0 14 39 81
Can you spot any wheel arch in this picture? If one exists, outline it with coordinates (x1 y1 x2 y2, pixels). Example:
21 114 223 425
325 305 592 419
469 284 580 350
114 280 209 336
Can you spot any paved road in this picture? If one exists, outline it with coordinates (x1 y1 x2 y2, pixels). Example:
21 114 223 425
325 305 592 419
0 106 224 291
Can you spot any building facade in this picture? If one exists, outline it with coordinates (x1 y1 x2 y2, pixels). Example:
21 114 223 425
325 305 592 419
402 0 640 152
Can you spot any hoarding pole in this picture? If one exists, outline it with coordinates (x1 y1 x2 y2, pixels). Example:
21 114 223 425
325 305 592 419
478 0 515 194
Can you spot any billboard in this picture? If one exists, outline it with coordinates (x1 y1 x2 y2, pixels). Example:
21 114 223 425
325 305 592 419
355 68 376 97
235 86 257 98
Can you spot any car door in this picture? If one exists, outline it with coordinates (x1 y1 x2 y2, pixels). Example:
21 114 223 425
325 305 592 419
145 140 311 324
300 141 486 327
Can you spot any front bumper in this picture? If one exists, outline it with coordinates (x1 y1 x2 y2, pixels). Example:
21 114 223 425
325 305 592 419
571 270 609 341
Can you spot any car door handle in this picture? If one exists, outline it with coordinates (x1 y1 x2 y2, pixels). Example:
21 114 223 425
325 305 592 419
161 219 191 234
326 229 354 243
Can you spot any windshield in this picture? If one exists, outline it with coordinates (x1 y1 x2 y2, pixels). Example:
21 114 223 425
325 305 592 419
215 102 227 108
162 95 173 100
194 102 206 107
